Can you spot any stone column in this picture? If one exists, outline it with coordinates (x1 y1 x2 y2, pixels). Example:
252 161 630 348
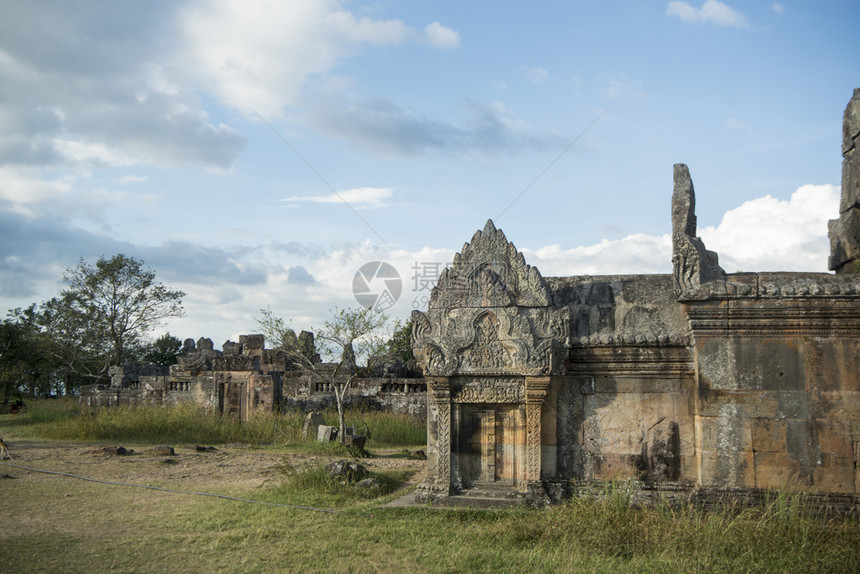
418 377 452 500
525 377 551 484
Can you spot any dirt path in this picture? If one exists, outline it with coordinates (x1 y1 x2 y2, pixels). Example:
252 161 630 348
0 439 427 493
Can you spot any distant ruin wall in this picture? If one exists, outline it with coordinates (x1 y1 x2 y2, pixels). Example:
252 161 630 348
82 336 426 422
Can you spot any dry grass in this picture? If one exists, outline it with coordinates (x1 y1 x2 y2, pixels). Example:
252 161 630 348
2 405 858 573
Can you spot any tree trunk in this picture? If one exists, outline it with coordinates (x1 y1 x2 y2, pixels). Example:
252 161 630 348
336 385 347 444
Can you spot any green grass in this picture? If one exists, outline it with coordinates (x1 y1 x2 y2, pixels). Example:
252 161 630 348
1 474 857 573
6 398 426 448
2 400 858 572
268 462 416 508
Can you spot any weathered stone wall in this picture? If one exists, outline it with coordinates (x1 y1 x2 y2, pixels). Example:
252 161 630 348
688 285 860 493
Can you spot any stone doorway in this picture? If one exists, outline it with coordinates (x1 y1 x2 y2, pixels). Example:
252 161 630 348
459 404 525 488
218 381 244 419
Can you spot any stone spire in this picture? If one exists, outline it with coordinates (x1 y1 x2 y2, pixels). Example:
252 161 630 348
828 88 860 274
671 164 725 299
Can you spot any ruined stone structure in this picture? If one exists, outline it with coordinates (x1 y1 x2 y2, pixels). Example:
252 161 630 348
413 90 860 505
830 88 860 274
81 333 426 421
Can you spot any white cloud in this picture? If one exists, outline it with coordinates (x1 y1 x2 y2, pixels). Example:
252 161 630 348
526 67 550 83
53 138 136 168
666 1 750 28
178 0 460 117
117 175 149 184
699 184 838 272
523 234 672 276
0 4 245 172
0 166 74 216
283 187 393 208
604 73 646 100
424 21 461 49
516 183 838 277
772 3 784 14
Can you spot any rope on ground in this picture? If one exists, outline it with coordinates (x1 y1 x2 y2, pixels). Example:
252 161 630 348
0 461 339 514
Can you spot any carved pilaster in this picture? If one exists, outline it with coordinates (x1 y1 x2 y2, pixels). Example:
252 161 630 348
428 377 452 492
525 377 550 483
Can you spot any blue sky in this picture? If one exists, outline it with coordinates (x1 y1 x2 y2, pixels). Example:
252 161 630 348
1 1 858 346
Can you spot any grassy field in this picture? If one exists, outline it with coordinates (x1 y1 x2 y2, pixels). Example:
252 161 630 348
2 400 859 573
9 397 426 447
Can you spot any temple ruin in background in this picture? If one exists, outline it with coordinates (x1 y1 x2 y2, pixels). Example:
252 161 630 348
81 332 426 421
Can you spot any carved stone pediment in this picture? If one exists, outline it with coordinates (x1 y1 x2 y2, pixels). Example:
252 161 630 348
412 220 568 377
413 305 567 377
431 220 551 309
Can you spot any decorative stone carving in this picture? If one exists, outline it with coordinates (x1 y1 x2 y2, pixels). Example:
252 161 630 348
431 220 551 309
451 377 525 403
671 164 726 300
412 222 567 378
413 306 567 377
525 378 550 483
458 313 512 371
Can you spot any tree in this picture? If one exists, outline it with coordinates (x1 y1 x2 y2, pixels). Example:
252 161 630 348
141 332 183 367
258 306 389 444
38 292 111 393
62 254 185 368
387 318 415 364
1 307 53 401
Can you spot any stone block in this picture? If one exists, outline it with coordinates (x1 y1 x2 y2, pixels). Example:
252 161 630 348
301 411 325 440
828 209 860 271
815 419 852 457
811 453 856 494
753 451 804 490
751 419 786 453
700 449 756 489
697 391 811 419
698 338 805 392
841 148 860 212
317 425 337 442
240 334 265 350
698 415 752 453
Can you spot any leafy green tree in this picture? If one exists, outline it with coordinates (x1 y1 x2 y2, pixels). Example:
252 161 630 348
387 318 415 364
141 332 183 367
62 254 185 367
38 292 110 392
1 307 52 401
257 306 388 444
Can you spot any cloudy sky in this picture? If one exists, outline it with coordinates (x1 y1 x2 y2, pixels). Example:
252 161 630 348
1 1 857 347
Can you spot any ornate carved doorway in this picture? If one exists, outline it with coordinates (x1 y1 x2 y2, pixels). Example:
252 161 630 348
459 404 524 488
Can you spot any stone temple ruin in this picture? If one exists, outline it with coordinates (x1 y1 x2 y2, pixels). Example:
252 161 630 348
81 332 426 421
412 89 860 505
81 90 860 507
